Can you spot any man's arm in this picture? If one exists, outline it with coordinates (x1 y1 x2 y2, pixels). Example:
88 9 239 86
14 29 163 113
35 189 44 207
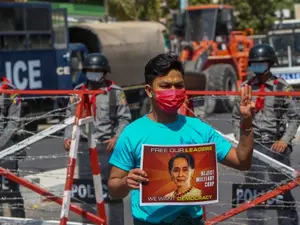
0 94 21 149
109 166 148 199
108 130 134 198
227 95 253 170
222 118 254 170
114 90 131 137
280 86 300 144
213 84 254 170
108 166 131 199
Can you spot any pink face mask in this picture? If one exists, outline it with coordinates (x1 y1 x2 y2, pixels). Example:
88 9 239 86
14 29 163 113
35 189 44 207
154 89 186 114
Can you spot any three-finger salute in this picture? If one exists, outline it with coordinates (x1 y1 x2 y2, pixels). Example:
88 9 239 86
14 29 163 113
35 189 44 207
239 84 255 120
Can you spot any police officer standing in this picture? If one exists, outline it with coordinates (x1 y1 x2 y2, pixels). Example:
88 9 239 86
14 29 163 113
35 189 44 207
0 77 24 218
64 53 131 225
232 44 300 225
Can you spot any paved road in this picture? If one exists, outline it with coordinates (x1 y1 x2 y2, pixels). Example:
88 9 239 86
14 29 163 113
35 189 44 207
1 112 300 224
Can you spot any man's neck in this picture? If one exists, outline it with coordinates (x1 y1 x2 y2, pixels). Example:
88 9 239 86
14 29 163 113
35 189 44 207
148 110 178 124
257 72 272 84
88 80 105 90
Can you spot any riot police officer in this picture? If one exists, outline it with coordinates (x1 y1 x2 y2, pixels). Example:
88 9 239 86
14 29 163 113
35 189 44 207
0 77 24 218
232 44 300 225
64 53 131 225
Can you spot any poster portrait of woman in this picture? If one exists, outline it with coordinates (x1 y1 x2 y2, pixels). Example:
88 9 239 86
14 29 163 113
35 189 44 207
164 153 202 198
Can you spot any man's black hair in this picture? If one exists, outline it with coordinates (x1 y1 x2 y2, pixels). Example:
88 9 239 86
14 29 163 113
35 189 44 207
144 53 184 85
168 153 195 173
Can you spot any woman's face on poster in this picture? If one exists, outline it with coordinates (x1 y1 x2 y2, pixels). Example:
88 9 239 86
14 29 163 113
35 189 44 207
171 157 194 187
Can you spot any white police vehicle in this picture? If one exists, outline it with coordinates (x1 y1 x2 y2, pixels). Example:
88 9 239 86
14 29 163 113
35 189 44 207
267 20 300 89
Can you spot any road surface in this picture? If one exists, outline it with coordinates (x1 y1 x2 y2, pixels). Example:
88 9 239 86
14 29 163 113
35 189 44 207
1 112 300 225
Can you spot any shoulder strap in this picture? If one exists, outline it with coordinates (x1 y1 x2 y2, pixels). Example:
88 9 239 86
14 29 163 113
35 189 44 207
109 88 118 122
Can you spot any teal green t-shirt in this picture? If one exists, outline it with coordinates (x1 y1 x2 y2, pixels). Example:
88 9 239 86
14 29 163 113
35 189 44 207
109 114 231 223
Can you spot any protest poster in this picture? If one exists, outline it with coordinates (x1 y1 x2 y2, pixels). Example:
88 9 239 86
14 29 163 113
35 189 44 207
140 143 218 206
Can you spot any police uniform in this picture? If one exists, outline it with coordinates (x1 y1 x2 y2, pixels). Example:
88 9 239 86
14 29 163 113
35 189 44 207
232 44 299 225
0 78 24 218
64 54 131 225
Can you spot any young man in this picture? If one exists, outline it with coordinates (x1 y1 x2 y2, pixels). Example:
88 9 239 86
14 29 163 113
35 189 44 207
232 44 300 225
64 53 131 225
108 53 254 225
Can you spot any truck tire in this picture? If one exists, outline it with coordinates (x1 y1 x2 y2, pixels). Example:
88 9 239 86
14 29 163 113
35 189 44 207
205 64 238 113
196 70 217 116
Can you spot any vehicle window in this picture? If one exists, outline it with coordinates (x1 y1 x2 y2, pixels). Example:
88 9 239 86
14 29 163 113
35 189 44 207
270 33 300 67
26 8 51 31
186 9 217 41
26 7 52 49
0 7 25 50
52 9 67 49
0 7 24 31
70 51 84 84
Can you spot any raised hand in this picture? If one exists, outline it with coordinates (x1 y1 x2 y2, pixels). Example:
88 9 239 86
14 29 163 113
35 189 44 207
240 84 255 120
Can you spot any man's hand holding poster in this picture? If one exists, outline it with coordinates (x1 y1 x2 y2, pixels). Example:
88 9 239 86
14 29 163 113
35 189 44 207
140 143 218 206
